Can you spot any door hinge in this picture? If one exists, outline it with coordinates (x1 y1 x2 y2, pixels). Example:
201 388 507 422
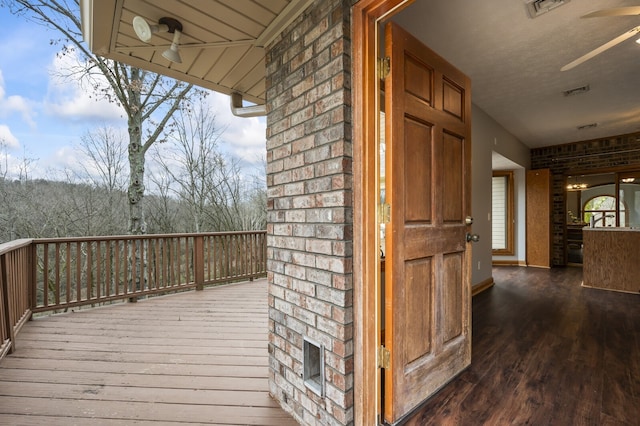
379 203 391 224
378 57 390 80
378 345 390 369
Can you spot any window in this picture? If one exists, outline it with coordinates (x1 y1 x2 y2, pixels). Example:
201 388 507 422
492 171 514 255
583 195 626 227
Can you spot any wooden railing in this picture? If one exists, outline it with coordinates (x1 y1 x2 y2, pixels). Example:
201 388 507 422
0 231 266 359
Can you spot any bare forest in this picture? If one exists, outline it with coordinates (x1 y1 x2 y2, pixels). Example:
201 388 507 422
0 122 267 244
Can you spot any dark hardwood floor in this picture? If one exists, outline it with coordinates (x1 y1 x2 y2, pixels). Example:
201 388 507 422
403 266 640 426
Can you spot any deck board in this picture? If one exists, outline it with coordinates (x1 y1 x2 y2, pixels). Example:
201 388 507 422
0 279 297 425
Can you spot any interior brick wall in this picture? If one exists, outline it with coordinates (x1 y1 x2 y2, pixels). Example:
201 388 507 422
264 1 355 424
530 132 640 266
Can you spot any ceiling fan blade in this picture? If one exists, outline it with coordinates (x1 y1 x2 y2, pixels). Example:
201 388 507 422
561 26 640 71
582 7 640 18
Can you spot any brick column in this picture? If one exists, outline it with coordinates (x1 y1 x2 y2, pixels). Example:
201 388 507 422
265 1 354 424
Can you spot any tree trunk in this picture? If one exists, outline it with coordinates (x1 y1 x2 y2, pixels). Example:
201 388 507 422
127 69 146 236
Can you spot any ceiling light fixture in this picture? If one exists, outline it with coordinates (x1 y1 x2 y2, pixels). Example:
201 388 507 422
162 29 183 63
132 16 183 63
132 16 166 42
567 176 588 190
566 183 588 190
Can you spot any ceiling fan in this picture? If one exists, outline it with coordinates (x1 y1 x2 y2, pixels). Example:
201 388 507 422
561 6 640 71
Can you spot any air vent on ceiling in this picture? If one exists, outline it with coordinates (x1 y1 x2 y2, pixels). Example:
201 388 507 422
577 123 597 130
563 84 590 97
524 0 571 19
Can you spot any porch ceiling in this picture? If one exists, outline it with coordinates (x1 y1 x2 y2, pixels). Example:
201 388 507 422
81 0 314 105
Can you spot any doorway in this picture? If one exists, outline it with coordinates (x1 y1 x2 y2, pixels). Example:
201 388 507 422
353 1 474 424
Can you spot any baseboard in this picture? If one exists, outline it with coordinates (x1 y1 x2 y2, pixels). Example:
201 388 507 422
492 260 527 267
472 277 494 297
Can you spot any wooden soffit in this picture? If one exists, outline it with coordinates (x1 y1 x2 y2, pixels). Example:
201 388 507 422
80 0 314 104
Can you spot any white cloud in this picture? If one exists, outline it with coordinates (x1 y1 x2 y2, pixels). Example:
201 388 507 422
0 124 20 148
44 50 123 122
0 69 36 127
205 92 267 166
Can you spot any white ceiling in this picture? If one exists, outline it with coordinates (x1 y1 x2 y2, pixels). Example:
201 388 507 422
393 0 640 148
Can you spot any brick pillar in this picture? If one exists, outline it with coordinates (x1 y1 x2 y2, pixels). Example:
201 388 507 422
265 0 354 424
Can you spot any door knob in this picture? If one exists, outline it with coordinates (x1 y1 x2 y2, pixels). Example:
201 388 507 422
465 216 474 225
466 233 480 243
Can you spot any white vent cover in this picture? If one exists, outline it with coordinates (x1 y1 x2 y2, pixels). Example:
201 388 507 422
525 0 571 18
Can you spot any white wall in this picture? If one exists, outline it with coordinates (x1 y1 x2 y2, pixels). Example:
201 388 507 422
471 105 530 286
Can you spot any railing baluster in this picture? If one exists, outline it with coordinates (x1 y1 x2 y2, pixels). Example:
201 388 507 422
176 238 181 287
42 243 49 308
105 241 111 298
115 240 121 297
95 241 101 302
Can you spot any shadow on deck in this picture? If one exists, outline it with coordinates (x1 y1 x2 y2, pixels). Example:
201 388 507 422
0 279 297 425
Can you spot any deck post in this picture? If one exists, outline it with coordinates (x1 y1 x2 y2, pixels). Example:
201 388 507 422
194 235 204 291
28 242 37 316
0 254 16 354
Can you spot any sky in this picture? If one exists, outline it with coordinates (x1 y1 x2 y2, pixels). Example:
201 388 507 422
0 7 267 181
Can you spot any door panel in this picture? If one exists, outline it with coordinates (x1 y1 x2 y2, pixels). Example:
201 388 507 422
383 22 472 424
442 252 463 342
404 118 432 222
404 55 433 104
404 257 433 363
442 132 464 222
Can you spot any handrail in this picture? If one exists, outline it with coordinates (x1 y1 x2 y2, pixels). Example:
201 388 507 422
0 239 34 358
0 231 266 361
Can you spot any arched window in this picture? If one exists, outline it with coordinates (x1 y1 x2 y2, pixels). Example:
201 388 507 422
583 195 626 227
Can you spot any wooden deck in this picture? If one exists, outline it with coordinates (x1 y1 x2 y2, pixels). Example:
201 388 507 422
0 279 297 425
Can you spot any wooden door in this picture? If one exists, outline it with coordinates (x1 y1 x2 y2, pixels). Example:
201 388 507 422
383 22 472 424
526 169 551 268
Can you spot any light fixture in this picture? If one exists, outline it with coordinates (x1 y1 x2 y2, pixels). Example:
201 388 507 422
567 183 588 190
621 177 636 183
132 16 183 63
567 176 588 190
132 16 167 42
162 29 182 64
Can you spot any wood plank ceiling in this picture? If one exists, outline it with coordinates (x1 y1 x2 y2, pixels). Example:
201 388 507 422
82 0 314 105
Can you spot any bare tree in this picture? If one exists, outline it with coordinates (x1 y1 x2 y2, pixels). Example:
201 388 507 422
145 170 183 234
3 0 199 234
151 103 266 232
152 102 227 232
78 125 127 192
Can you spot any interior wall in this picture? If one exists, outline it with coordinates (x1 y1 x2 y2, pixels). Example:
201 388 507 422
470 104 492 286
471 105 531 283
515 168 527 260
